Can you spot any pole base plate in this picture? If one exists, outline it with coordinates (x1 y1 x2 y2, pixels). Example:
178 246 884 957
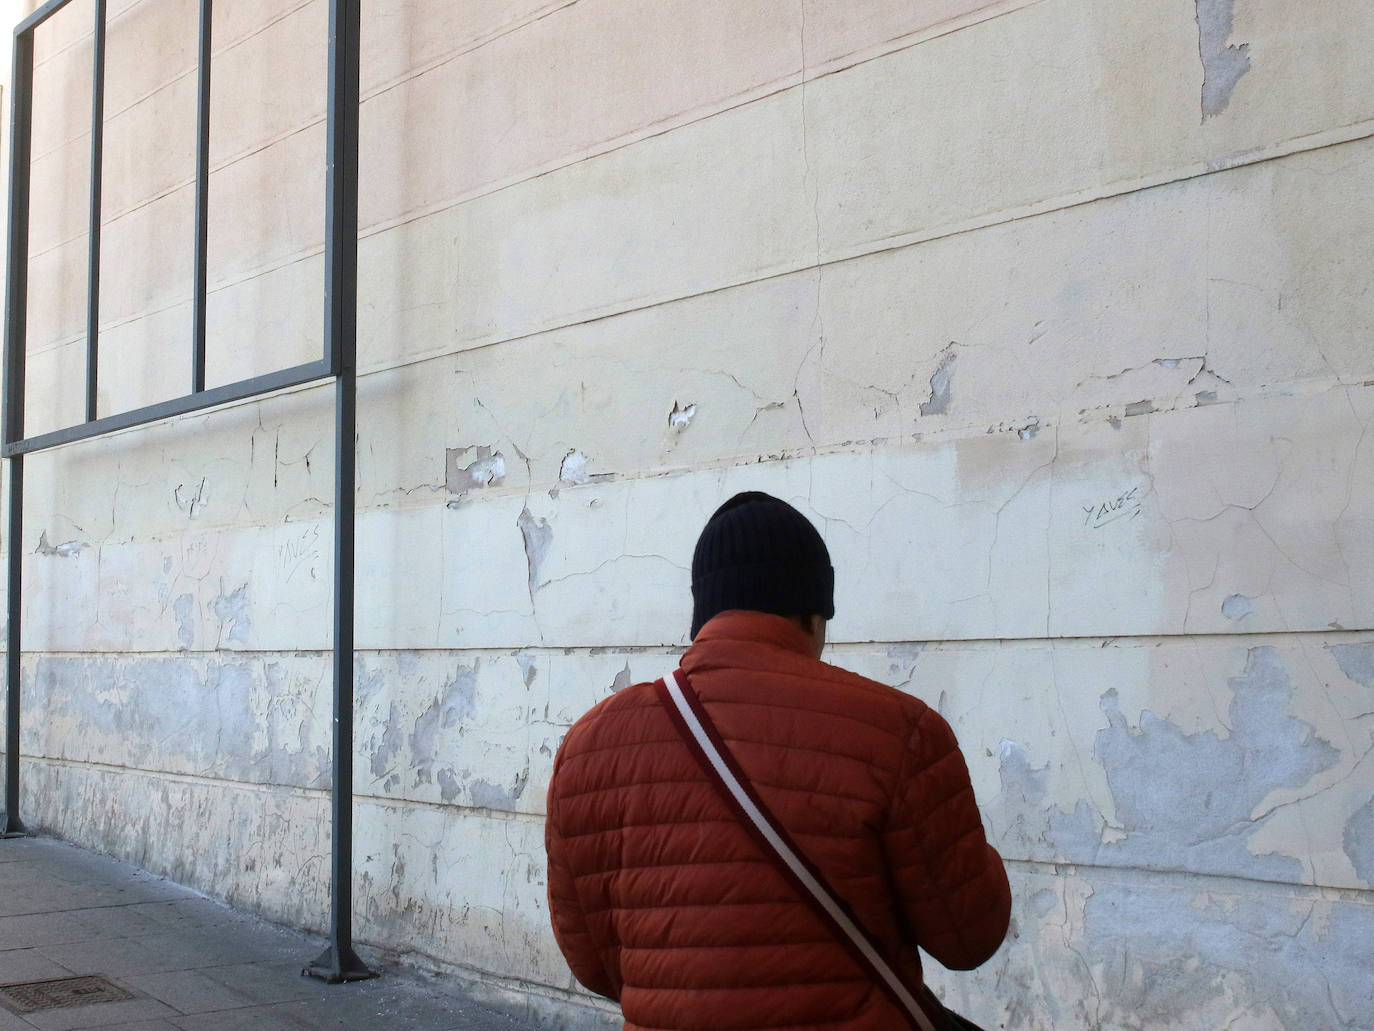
302 944 377 984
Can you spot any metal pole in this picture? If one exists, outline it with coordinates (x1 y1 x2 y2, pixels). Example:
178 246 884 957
3 27 34 839
191 0 211 394
303 0 369 982
3 457 24 837
85 0 106 422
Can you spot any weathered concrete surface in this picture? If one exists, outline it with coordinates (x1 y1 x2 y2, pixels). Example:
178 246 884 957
16 385 1374 652
4 0 1373 1027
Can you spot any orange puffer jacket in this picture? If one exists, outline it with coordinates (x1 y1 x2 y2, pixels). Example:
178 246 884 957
545 611 1011 1030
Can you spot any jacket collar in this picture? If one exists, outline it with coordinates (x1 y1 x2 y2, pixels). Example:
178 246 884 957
684 610 816 662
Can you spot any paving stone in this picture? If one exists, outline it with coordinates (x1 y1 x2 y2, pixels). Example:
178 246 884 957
0 839 541 1030
0 913 97 951
117 971 257 1016
21 996 181 1031
0 946 76 984
168 1004 308 1031
194 965 332 1007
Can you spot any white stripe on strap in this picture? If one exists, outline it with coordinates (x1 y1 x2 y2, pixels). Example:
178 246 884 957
660 669 941 1031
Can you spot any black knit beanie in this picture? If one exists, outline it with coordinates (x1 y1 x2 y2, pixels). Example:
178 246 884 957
690 491 835 639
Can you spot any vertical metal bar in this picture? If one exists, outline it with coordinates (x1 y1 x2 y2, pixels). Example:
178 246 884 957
86 0 106 423
3 28 34 838
3 457 24 837
191 0 211 394
304 0 370 982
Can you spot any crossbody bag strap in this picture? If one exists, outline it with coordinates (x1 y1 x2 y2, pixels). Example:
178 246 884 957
655 668 949 1031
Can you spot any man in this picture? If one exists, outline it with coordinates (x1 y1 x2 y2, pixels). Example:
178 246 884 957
545 491 1010 1030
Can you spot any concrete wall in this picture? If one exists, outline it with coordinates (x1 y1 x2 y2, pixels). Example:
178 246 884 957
3 1 1373 1027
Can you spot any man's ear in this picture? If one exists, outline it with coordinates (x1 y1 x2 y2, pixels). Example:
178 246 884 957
807 615 827 659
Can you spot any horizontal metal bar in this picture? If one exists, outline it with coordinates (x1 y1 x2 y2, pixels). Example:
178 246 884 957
16 0 84 38
3 359 334 456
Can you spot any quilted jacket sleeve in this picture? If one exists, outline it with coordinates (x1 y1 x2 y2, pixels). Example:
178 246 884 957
882 704 1011 970
545 777 618 1000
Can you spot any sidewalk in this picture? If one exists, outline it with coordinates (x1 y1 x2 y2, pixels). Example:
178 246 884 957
0 836 540 1031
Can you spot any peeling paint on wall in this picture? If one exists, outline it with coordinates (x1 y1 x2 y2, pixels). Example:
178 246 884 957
1074 878 1373 1029
517 508 553 599
1345 797 1374 886
999 648 1341 882
172 593 196 649
35 531 86 557
668 401 697 429
210 582 253 645
1330 643 1374 687
174 478 210 518
409 663 479 786
1196 0 1251 119
1221 593 1252 620
560 450 591 484
446 445 506 493
470 765 530 810
918 348 956 416
371 703 405 792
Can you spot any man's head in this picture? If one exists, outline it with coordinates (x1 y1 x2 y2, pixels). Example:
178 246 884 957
690 491 835 649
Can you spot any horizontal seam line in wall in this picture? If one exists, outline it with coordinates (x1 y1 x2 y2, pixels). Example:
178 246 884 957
25 0 314 101
20 755 545 824
353 0 1049 241
4 629 1374 658
1001 857 1374 898
28 122 327 264
27 0 1029 253
23 120 1373 386
363 122 1374 378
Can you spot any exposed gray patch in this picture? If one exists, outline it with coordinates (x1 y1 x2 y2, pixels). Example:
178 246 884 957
1343 795 1374 886
354 658 388 708
1017 419 1040 441
1330 643 1374 688
1124 399 1154 417
470 766 530 811
1079 877 1372 1029
28 654 268 782
172 594 196 650
1043 648 1340 882
34 531 86 558
410 663 479 786
1030 888 1058 920
1107 416 1122 430
994 740 1052 856
1195 390 1219 405
210 582 252 644
610 663 632 694
517 507 553 598
1221 593 1252 621
516 654 538 687
918 350 956 417
436 767 462 803
445 445 506 493
371 703 404 781
1195 0 1251 119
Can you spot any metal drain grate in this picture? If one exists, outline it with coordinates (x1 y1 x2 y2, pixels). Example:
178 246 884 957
0 975 136 1013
